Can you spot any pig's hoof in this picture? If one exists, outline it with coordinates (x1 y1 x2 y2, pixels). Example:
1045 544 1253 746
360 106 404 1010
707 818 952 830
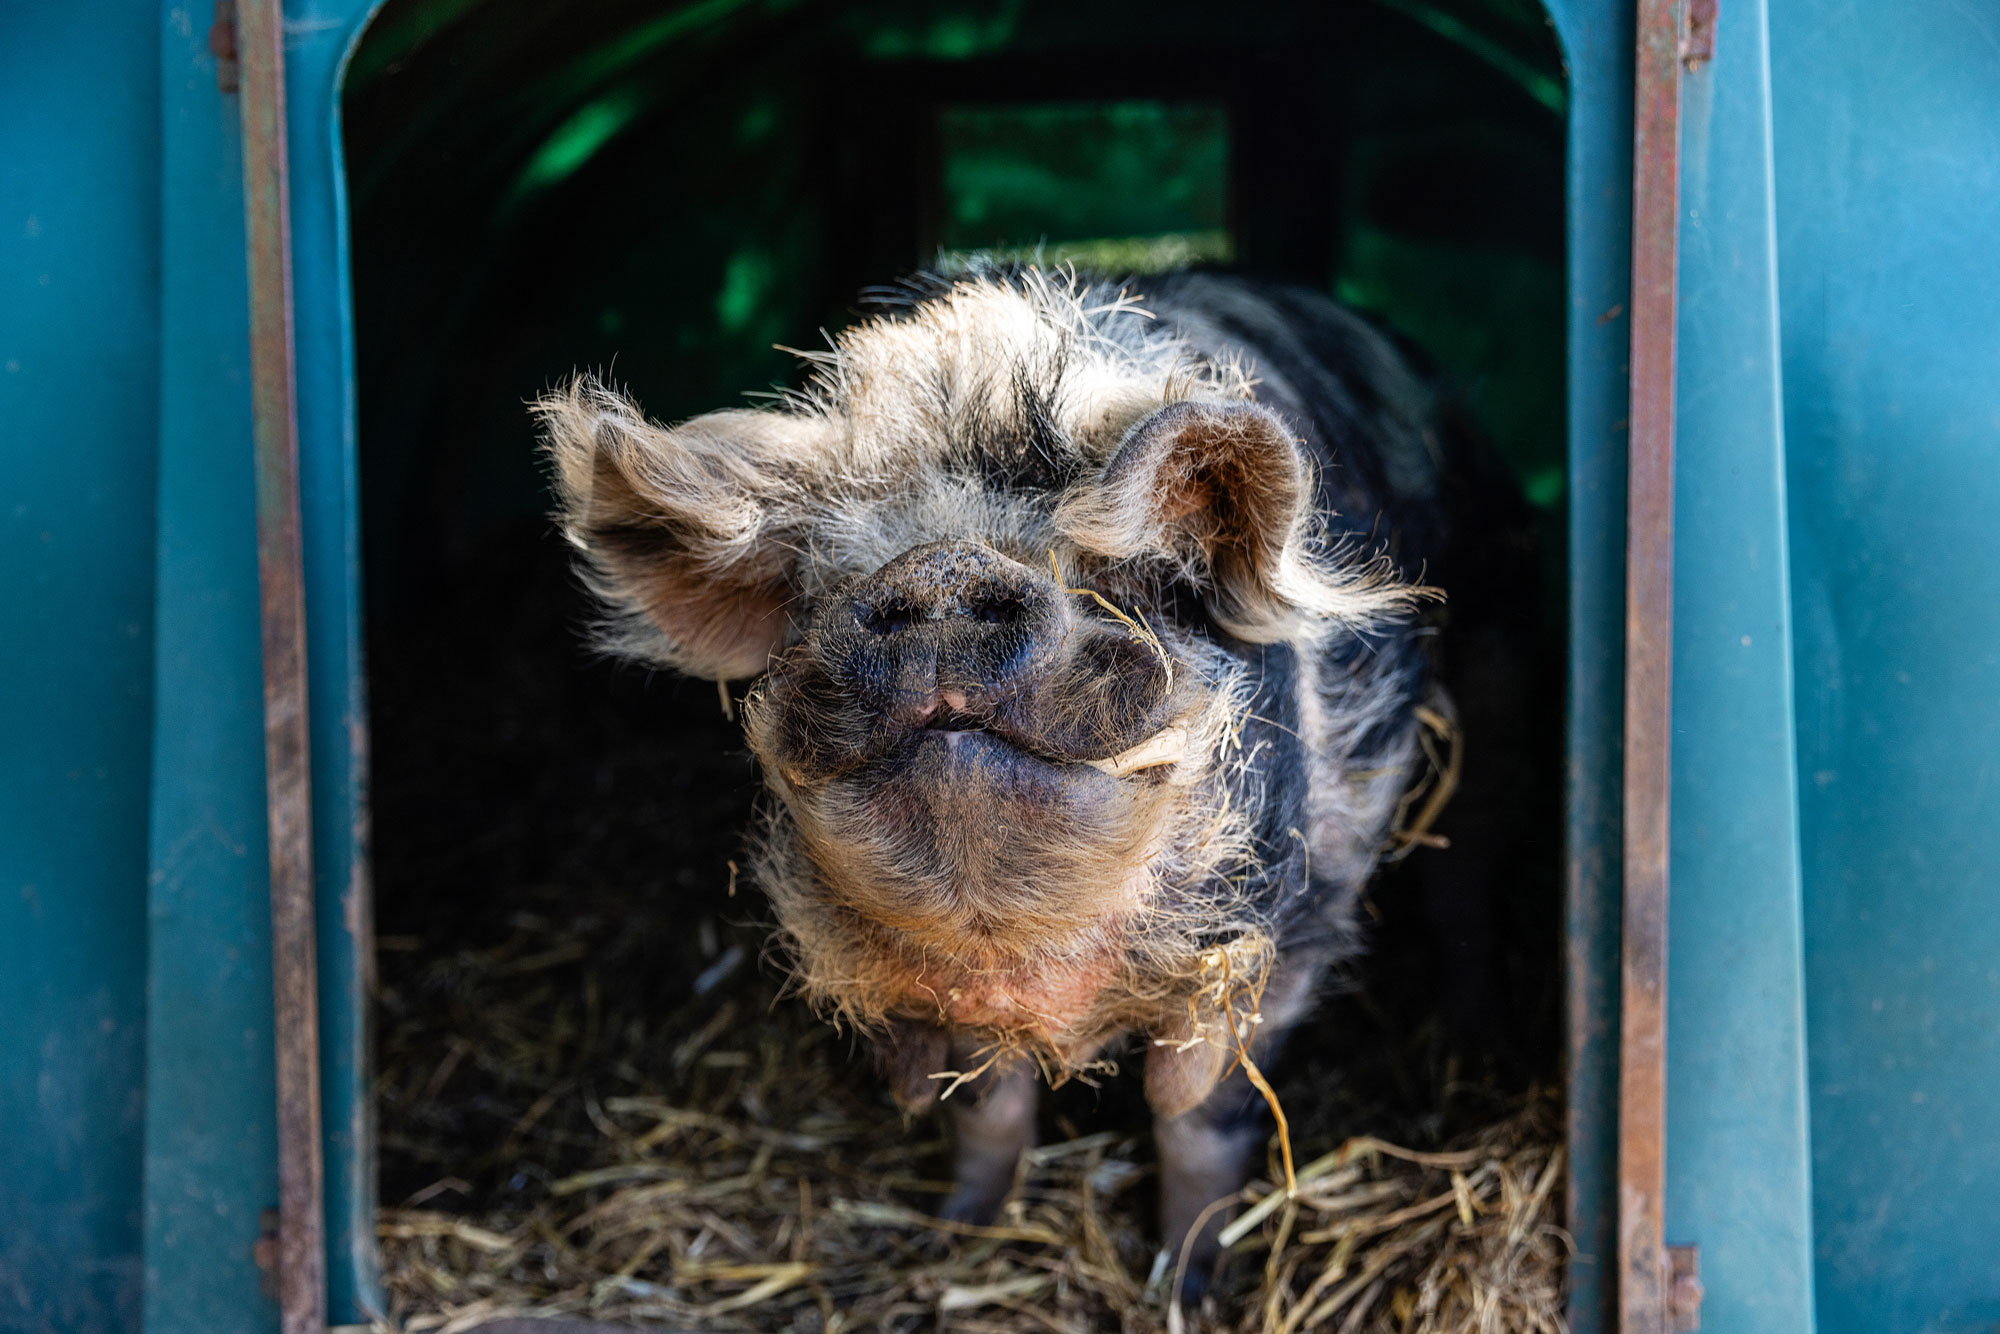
1170 1256 1216 1310
1148 1245 1221 1311
921 1184 1009 1259
935 1181 1010 1226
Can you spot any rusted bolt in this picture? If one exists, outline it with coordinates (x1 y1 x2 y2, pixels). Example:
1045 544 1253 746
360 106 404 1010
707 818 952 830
1679 0 1717 66
209 0 240 93
252 1206 280 1300
1667 1244 1704 1331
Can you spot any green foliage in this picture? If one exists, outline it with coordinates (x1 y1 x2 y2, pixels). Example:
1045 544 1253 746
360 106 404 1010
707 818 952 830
1338 227 1566 507
343 0 1568 613
937 102 1230 254
940 231 1235 275
859 0 1024 59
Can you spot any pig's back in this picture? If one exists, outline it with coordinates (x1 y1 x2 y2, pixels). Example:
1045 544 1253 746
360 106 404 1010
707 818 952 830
1142 273 1540 944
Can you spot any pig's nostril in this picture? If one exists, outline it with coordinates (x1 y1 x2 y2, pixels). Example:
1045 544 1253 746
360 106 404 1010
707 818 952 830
857 591 1031 634
967 592 1026 625
857 598 920 636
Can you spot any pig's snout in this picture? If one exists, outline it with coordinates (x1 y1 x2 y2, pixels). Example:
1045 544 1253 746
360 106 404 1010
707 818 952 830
754 538 1188 790
852 541 1051 639
835 541 1069 723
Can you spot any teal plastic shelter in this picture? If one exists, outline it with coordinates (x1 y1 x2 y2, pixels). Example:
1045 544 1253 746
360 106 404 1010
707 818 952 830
3 0 1998 1330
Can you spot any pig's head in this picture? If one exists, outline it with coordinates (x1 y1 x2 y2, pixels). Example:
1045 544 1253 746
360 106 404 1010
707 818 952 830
538 271 1408 1072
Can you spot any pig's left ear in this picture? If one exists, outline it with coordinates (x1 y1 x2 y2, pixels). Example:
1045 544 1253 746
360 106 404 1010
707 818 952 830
537 377 814 680
1056 399 1404 640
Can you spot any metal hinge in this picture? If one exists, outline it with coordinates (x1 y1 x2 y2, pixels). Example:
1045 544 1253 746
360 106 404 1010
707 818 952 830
1668 1245 1705 1331
210 0 240 93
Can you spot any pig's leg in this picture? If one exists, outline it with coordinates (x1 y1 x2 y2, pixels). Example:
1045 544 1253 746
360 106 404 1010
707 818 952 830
1150 947 1328 1302
1154 1077 1267 1301
937 1044 1039 1224
878 1018 951 1113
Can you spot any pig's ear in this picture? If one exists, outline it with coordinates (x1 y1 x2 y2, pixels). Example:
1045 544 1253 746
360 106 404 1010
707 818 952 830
1057 400 1405 640
537 377 813 680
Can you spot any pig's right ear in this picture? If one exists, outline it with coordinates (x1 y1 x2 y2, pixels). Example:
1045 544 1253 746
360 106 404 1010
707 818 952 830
536 378 813 681
1057 398 1409 640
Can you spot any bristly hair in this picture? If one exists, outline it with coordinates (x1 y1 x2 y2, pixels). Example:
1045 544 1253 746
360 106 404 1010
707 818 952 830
536 267 1420 679
535 267 1437 1088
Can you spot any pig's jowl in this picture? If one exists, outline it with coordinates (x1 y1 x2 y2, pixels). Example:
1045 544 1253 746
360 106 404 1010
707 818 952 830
538 268 1500 1294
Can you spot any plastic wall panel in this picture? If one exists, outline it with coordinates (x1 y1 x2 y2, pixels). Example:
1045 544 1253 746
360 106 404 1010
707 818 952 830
285 0 388 1319
140 3 282 1332
1770 2 2000 1330
0 3 161 1329
1664 0 1818 1327
1537 1 1631 1330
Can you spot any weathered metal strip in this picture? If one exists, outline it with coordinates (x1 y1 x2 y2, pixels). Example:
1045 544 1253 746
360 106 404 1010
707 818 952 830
1621 0 1686 1330
237 0 329 1330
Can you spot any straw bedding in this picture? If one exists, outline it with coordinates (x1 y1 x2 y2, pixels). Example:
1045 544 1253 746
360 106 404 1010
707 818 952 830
373 889 1564 1334
368 535 1567 1334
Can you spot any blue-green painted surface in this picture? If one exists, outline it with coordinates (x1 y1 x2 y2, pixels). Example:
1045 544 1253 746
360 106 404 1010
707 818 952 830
1666 0 1819 1328
1537 1 1630 1330
1770 2 2000 1330
0 3 160 1329
144 1 385 1327
286 0 387 1320
10 2 2000 1331
141 5 280 1333
1 1 382 1329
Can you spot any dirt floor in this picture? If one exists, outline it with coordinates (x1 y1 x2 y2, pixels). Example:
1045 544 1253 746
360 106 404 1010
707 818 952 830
366 526 1568 1334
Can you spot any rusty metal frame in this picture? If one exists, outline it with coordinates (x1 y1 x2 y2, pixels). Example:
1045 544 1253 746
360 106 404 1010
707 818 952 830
238 0 329 1330
1621 0 1688 1330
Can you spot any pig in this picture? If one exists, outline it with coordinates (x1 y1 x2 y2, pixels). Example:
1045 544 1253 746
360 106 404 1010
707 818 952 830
537 266 1502 1298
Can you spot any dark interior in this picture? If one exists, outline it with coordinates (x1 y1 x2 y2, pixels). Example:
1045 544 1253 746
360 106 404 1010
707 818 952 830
343 0 1568 1281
